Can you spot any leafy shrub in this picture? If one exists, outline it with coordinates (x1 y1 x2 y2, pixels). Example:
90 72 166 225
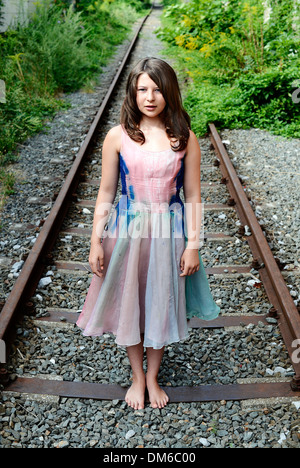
14 2 97 92
0 0 146 163
0 0 147 202
157 0 300 138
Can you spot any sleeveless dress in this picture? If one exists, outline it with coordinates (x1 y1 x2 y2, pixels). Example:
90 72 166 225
76 127 220 349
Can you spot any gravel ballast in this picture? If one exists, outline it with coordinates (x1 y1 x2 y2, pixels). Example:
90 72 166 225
219 128 300 275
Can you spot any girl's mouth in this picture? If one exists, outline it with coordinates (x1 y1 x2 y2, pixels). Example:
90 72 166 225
145 106 156 110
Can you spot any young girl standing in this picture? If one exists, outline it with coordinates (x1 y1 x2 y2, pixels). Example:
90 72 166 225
77 57 220 410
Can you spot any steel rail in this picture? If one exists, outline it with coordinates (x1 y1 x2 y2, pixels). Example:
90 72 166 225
5 376 300 403
0 10 152 364
209 123 300 390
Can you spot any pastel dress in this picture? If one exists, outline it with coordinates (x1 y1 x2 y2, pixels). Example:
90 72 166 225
76 127 220 349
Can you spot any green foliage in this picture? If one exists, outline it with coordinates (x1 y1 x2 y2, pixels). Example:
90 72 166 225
0 0 147 203
0 0 147 154
15 3 97 92
53 0 151 14
0 169 15 196
0 167 15 210
157 0 300 138
0 2 88 162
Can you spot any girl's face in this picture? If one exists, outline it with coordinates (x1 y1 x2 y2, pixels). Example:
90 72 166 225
136 73 166 119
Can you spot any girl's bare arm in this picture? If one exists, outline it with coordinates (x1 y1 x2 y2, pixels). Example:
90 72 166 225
183 130 202 250
180 131 202 276
89 126 120 276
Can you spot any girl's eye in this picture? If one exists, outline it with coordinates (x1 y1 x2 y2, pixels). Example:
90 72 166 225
137 88 161 93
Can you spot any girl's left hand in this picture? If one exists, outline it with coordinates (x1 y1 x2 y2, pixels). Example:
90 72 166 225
179 249 200 276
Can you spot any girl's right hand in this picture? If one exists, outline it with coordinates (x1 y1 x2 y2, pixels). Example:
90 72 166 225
89 242 105 278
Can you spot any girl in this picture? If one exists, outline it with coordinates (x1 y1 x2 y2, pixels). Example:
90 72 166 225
77 57 220 410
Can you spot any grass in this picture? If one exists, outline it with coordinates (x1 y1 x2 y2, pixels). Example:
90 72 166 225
0 169 15 210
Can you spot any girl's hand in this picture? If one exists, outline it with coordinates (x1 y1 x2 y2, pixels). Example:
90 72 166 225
179 248 200 277
89 241 105 278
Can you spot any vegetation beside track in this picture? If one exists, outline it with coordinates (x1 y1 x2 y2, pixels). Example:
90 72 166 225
0 0 150 207
157 0 300 138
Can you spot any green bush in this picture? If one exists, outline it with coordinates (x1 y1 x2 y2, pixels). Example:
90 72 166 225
157 0 300 138
0 2 91 160
11 2 97 93
0 0 148 204
0 0 146 162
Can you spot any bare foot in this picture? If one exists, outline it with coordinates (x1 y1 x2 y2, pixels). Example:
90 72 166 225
146 374 169 409
125 377 146 410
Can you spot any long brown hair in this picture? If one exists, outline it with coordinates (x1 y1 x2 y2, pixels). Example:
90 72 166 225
120 57 191 152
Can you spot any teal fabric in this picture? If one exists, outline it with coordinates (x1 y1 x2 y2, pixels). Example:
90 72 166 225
185 250 220 320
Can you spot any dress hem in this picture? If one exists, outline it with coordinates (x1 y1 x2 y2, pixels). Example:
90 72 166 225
186 310 220 321
76 322 189 350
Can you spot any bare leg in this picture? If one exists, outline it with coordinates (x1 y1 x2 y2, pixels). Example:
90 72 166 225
146 346 169 409
125 341 146 410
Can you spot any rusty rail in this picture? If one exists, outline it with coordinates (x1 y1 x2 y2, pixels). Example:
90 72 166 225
209 123 300 390
6 376 298 403
0 10 151 364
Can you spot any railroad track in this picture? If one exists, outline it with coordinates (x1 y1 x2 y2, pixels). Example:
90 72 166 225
0 6 300 408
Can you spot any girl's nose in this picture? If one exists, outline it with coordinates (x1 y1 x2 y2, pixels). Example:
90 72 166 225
146 90 155 101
